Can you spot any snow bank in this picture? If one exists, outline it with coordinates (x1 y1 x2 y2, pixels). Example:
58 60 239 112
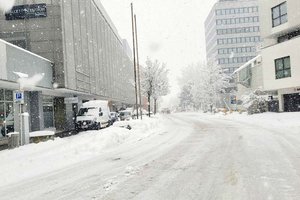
180 111 300 134
0 116 161 187
217 112 300 132
30 131 55 137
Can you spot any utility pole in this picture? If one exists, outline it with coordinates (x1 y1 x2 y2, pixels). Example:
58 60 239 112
131 3 139 119
134 14 143 120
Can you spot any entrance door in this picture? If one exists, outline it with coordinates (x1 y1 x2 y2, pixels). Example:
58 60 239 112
284 93 300 112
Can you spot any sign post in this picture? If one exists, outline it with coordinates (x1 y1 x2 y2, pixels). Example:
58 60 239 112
14 90 29 145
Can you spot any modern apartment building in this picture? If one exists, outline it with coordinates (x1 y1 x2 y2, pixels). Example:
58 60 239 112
0 0 135 131
205 0 261 75
259 0 300 112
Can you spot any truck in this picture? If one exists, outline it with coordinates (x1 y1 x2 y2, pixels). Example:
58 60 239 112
75 100 111 131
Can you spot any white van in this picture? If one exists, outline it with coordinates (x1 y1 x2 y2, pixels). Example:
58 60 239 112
76 100 111 131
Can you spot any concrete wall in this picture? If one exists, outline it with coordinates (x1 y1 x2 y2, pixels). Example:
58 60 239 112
0 39 53 88
60 0 135 104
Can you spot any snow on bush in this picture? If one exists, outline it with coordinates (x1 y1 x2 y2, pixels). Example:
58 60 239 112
242 89 268 115
0 0 15 12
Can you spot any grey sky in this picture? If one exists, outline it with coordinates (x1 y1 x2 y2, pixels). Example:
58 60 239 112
100 0 217 106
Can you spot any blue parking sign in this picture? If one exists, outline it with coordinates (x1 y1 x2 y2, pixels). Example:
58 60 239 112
14 91 24 104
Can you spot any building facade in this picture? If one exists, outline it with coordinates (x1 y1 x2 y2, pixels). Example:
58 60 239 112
205 0 261 74
259 0 300 112
0 38 53 138
0 0 135 131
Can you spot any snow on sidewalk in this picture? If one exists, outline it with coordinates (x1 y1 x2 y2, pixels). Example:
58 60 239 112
179 111 300 133
0 116 163 187
216 112 300 132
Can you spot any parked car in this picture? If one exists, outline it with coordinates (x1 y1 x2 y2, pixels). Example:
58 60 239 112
119 110 132 121
110 112 118 124
76 100 110 131
1 113 14 137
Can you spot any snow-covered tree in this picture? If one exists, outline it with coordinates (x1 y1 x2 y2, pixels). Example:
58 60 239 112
178 83 194 111
178 62 230 112
141 58 170 116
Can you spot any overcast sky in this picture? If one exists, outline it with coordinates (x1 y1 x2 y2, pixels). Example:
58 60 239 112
101 0 217 106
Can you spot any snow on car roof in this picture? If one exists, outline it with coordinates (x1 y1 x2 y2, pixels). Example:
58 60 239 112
82 100 108 108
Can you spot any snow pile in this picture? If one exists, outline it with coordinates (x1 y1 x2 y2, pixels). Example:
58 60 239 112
179 112 300 134
0 116 161 187
0 0 15 12
221 112 300 132
29 131 55 137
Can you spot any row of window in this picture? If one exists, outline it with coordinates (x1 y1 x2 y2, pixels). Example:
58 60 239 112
217 26 260 35
216 16 259 25
218 46 257 55
217 36 260 45
218 56 254 65
216 6 259 16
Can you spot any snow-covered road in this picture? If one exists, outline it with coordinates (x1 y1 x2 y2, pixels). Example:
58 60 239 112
1 113 300 200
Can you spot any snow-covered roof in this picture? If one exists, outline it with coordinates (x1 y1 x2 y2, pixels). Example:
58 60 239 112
232 55 262 75
0 38 52 63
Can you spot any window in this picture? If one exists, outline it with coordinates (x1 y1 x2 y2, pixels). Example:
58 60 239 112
272 2 288 27
275 56 291 79
0 89 14 137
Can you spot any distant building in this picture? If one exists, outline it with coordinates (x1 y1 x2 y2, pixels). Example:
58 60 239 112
205 0 261 108
0 0 135 131
205 0 261 74
259 0 300 112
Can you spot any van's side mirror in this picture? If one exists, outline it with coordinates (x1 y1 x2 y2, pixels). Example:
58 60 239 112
99 112 103 117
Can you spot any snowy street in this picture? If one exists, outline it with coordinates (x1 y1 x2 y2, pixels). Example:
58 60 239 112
0 113 300 200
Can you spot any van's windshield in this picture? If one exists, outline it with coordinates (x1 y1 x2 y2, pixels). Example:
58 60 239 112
77 107 98 116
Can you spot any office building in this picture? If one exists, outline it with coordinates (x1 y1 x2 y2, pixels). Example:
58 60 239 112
205 0 261 74
0 0 135 132
259 0 300 112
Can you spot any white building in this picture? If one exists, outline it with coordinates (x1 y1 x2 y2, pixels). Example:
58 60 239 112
259 0 300 112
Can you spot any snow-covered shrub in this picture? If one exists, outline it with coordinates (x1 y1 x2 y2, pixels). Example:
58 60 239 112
242 89 268 115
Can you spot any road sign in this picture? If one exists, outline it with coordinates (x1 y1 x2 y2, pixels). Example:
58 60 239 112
14 91 24 104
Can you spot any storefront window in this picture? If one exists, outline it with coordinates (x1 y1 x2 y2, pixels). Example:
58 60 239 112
0 89 4 101
0 102 5 137
43 96 54 128
4 90 13 101
0 89 14 137
5 103 14 135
